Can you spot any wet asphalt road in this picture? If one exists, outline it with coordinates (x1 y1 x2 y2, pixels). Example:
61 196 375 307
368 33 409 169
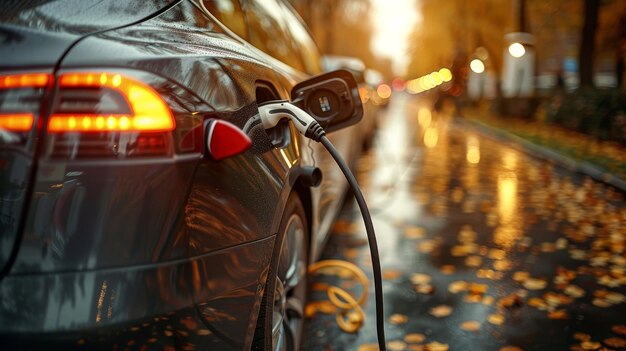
302 94 626 351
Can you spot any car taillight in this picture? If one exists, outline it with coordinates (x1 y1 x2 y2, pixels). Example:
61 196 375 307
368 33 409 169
46 72 176 159
0 73 51 136
49 72 174 133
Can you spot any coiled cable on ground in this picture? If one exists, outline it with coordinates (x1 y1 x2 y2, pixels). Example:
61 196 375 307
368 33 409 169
308 259 370 333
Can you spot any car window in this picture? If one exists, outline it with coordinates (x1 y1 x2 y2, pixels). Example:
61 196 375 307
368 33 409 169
241 0 305 72
279 1 323 75
201 0 248 39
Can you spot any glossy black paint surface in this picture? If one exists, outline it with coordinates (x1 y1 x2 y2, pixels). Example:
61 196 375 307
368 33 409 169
0 0 362 349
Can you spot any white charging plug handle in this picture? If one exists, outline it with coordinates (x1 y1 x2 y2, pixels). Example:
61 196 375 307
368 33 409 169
258 102 317 135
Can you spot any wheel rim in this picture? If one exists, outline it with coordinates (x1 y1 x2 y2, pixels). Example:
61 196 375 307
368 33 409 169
271 213 307 351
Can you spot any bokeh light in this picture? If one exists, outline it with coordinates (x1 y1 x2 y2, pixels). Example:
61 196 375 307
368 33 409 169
508 42 526 58
439 68 452 82
470 59 485 74
377 83 392 99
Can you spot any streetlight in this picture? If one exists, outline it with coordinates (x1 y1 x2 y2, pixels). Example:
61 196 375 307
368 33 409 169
470 59 485 74
508 42 526 58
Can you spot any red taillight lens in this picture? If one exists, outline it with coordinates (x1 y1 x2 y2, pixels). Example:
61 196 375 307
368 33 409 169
49 72 175 132
0 73 51 133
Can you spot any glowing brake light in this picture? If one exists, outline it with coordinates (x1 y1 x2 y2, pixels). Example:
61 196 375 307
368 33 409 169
0 113 34 131
48 72 175 133
0 73 51 89
0 73 52 132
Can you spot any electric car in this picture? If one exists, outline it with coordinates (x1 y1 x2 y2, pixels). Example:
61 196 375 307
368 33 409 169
0 0 365 350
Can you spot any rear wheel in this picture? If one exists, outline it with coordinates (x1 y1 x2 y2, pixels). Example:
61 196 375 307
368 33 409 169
253 192 308 351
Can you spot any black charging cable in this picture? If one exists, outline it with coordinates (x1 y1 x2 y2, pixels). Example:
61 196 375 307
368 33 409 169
319 135 387 351
258 102 387 350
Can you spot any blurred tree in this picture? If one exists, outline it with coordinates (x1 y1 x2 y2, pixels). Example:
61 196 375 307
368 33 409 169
527 0 580 76
288 0 389 78
407 0 626 90
406 0 514 78
579 0 599 87
597 0 626 88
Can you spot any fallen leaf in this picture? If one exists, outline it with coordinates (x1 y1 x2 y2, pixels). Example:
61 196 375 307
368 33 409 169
547 310 569 319
540 242 556 253
580 341 602 350
482 296 495 305
513 271 530 282
404 333 426 343
564 285 586 298
411 273 432 285
555 238 568 249
387 340 407 351
460 320 481 331
604 337 626 348
383 269 403 280
477 269 503 280
529 297 548 310
448 281 467 293
429 305 453 318
425 341 449 351
498 293 524 309
389 314 408 325
415 284 435 294
488 313 505 325
440 265 456 275
488 249 506 260
523 278 547 290
592 298 612 308
405 226 426 239
358 343 380 351
418 240 437 253
468 283 489 296
343 248 360 259
574 333 591 342
493 260 512 271
464 294 483 303
612 325 626 335
499 347 523 351
465 255 483 267
605 292 625 304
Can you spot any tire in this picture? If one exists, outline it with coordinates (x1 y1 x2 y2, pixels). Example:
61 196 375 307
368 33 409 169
252 192 308 351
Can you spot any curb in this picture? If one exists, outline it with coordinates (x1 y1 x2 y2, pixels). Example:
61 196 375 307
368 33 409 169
457 118 626 193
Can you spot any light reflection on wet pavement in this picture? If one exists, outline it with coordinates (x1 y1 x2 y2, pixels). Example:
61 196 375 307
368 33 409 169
303 95 626 351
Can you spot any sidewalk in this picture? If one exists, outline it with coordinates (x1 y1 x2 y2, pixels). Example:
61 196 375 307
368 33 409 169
460 106 626 192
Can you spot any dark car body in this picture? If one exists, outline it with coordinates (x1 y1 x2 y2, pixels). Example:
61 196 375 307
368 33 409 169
0 0 365 349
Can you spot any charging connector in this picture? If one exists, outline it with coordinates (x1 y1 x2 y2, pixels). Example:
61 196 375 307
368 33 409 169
259 101 387 351
258 101 325 142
